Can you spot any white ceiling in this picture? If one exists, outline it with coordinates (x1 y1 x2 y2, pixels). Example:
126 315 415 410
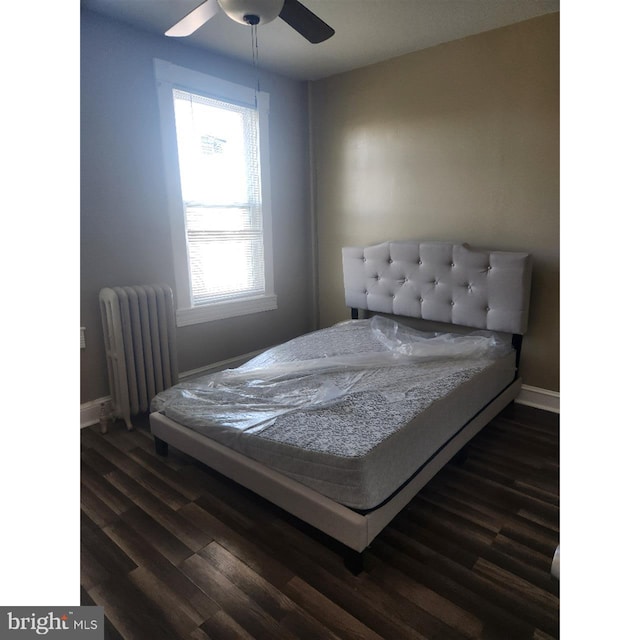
81 0 559 81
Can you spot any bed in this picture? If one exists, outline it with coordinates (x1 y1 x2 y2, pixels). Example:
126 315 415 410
150 240 532 571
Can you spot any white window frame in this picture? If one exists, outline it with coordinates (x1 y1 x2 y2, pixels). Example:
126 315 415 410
154 59 276 327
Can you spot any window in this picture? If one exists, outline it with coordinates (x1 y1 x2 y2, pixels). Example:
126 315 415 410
154 60 276 326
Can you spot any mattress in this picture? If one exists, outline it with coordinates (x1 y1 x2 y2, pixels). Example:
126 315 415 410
151 317 516 510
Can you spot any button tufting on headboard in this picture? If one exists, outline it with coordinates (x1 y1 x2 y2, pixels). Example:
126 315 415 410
342 241 532 334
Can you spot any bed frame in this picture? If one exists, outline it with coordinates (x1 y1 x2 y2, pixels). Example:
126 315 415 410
151 241 532 573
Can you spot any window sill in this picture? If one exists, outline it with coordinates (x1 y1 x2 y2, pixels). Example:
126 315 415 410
176 294 278 327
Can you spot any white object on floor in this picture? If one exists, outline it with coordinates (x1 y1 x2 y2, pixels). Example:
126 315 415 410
551 545 560 579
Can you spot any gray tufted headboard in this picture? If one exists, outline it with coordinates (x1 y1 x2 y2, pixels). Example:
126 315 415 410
343 241 532 335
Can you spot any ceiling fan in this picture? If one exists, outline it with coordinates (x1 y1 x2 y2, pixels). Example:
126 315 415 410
165 0 335 43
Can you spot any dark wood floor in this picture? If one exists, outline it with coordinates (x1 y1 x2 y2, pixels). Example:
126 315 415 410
81 402 559 639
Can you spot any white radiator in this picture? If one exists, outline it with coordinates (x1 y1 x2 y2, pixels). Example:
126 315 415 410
99 284 178 431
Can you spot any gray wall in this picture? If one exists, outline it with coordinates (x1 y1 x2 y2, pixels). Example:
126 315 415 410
310 14 559 392
81 11 314 403
82 11 560 404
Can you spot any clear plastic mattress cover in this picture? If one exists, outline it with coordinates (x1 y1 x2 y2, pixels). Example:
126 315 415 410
151 316 512 453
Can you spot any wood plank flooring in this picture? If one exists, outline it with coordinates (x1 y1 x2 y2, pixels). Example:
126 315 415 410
81 403 559 639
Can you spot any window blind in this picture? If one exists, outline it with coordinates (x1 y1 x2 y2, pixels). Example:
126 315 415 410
172 89 265 306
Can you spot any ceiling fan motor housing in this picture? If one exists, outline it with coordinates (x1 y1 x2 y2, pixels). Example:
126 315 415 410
218 0 285 26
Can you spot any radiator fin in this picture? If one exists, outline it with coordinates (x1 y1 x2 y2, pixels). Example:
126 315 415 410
99 284 178 430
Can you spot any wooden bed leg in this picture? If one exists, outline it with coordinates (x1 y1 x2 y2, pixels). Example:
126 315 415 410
452 447 468 465
344 549 365 576
154 437 168 457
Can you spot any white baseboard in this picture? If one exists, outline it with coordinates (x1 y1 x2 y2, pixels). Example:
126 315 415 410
81 369 559 428
177 348 264 381
80 396 111 429
515 384 560 414
80 349 265 428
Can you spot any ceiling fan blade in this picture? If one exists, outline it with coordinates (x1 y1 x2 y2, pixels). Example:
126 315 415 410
165 0 220 37
279 0 335 43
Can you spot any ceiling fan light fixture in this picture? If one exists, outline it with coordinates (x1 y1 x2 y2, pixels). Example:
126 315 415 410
218 0 285 26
